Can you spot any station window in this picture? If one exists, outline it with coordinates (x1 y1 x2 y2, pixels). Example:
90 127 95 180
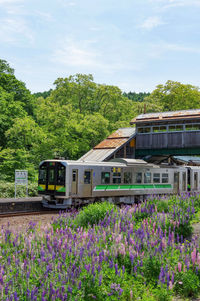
153 126 167 133
113 172 121 184
138 127 151 134
101 172 110 184
169 125 183 132
162 173 168 183
136 172 142 183
185 124 200 131
84 171 91 184
144 172 151 183
153 173 160 183
124 172 132 184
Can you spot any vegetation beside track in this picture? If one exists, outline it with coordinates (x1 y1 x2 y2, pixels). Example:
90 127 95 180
0 181 38 198
1 194 200 300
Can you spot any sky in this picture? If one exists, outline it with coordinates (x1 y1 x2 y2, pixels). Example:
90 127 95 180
0 0 200 93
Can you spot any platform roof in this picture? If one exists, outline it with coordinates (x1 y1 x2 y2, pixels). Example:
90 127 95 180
78 127 136 162
130 109 200 124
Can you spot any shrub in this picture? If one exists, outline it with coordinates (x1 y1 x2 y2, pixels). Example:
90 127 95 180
0 181 38 198
74 201 117 228
174 270 200 297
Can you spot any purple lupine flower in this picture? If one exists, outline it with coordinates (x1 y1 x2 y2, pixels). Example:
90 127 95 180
115 263 118 275
68 286 72 293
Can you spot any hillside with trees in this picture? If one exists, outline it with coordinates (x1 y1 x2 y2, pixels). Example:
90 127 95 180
1 59 200 181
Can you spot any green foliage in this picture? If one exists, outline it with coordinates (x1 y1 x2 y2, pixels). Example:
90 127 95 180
145 80 200 111
142 256 162 284
0 59 14 75
123 91 150 102
33 89 52 99
0 148 37 181
75 202 117 228
174 270 200 297
0 181 38 198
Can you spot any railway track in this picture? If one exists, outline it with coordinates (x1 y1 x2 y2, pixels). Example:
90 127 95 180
0 210 60 218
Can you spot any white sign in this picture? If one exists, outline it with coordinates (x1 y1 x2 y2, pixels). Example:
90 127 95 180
15 170 28 198
15 170 28 184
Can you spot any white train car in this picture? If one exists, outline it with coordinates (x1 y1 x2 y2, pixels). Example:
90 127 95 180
38 158 199 209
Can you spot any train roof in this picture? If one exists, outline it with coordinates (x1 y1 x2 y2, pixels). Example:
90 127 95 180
40 158 158 168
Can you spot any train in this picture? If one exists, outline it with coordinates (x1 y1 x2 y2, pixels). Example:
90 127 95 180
38 158 200 209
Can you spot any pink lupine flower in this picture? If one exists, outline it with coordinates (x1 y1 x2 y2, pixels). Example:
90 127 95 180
178 262 182 272
119 243 126 256
169 281 173 290
130 290 133 299
191 248 197 265
161 238 166 249
197 253 200 265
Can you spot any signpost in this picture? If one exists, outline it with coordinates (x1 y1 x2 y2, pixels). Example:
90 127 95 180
15 170 28 199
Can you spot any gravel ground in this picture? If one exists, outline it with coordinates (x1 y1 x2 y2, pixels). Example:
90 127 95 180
0 213 60 233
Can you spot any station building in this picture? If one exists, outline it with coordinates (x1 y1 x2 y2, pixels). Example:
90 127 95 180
79 109 200 163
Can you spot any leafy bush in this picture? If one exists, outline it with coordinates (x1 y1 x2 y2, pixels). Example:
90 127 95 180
174 270 200 297
74 201 117 228
0 181 38 198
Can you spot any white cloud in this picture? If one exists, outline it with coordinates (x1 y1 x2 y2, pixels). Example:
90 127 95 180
52 39 101 68
139 16 165 30
51 38 143 77
148 42 200 58
0 17 34 44
149 0 200 8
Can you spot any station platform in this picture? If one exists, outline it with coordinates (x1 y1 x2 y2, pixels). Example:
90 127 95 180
0 197 43 214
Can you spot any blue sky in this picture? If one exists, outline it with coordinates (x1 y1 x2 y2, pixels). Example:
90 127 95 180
0 0 200 93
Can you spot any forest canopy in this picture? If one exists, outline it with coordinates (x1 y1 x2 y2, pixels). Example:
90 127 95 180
0 59 200 181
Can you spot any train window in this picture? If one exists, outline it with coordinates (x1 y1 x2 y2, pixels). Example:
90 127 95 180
124 172 132 184
182 172 186 191
136 173 142 183
162 173 168 183
153 173 160 183
144 172 151 183
57 165 65 185
101 172 110 184
113 172 121 184
48 168 55 185
84 171 91 184
72 170 76 182
39 166 47 184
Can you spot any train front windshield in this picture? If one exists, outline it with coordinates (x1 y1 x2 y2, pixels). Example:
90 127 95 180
38 162 66 195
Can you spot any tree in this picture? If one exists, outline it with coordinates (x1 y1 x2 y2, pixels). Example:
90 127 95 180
0 73 36 115
145 80 200 111
0 59 14 75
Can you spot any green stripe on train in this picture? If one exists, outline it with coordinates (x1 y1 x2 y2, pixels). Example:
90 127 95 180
94 184 172 191
38 186 45 191
57 187 66 192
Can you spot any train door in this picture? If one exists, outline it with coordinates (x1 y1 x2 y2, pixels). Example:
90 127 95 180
72 169 78 194
38 162 66 196
194 172 198 191
83 169 93 197
174 172 179 193
187 168 191 191
48 162 56 193
182 171 187 191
